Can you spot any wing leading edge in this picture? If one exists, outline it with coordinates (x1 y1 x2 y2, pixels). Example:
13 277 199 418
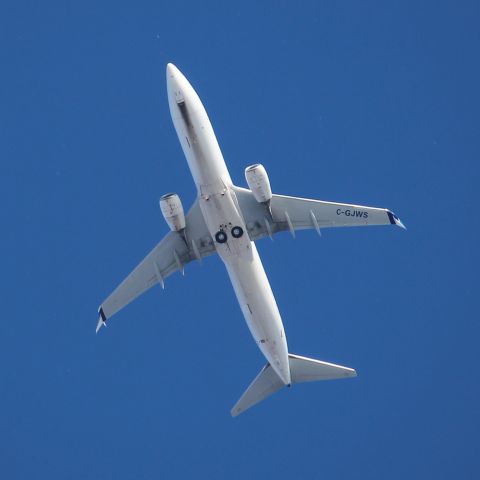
234 186 405 242
97 199 215 332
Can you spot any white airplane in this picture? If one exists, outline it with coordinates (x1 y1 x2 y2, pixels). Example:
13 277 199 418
97 63 405 416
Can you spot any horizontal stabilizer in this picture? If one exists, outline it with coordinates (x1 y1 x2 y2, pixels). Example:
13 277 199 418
231 354 356 417
289 354 357 382
231 364 284 417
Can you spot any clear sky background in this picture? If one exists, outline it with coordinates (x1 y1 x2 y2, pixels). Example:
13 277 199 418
1 1 479 478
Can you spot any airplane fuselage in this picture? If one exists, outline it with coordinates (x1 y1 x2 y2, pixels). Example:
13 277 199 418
97 63 401 414
166 64 291 385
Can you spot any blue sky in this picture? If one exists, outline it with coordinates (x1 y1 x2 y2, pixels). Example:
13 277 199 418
1 1 479 478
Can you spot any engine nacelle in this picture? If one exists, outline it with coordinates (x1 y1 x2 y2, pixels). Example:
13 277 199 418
159 193 186 232
245 164 272 204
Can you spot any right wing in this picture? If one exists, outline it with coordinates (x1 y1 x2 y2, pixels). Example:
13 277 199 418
97 199 215 331
234 187 405 241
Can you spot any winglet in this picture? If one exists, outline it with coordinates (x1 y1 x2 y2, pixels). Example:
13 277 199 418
387 210 406 230
96 307 107 334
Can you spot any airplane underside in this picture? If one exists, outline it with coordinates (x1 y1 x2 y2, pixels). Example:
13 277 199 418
97 63 405 416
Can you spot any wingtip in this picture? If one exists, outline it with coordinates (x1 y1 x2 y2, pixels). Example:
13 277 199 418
96 307 107 334
397 218 407 230
387 210 406 230
95 318 104 334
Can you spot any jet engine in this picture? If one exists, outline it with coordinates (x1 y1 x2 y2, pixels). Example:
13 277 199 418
159 193 186 232
245 164 272 204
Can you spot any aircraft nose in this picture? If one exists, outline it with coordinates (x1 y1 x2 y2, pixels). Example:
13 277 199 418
166 63 180 81
166 63 186 105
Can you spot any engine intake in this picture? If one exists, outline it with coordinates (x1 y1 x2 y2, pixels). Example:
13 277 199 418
159 193 186 232
245 164 272 204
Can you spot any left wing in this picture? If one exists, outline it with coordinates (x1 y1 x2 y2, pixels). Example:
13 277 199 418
97 199 215 331
234 186 405 242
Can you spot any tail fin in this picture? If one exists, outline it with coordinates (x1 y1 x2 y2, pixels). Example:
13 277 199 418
231 354 356 417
